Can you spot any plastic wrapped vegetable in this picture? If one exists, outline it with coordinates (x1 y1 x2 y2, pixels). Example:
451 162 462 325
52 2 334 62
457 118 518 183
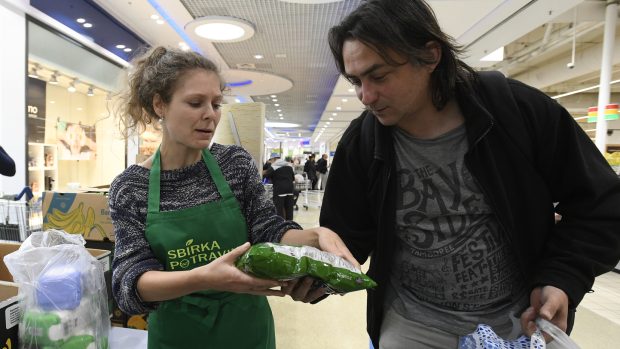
4 229 109 349
236 242 376 294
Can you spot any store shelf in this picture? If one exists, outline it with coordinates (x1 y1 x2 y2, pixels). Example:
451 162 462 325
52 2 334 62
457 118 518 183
27 142 58 193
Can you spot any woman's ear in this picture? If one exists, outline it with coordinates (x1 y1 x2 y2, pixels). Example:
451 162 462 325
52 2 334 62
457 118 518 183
425 41 442 72
152 93 165 118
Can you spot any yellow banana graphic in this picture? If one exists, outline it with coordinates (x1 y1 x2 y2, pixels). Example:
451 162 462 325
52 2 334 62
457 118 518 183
88 223 107 239
44 203 84 231
3 337 11 349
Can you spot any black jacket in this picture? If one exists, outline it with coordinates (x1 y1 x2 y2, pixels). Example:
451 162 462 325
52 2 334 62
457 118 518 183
0 146 15 177
265 162 295 196
316 158 328 174
304 160 317 180
320 72 620 347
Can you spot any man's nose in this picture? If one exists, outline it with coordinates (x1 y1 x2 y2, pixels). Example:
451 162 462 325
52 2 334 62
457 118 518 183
359 84 378 106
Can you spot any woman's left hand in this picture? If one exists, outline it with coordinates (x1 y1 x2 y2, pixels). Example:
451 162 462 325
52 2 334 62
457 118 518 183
315 226 360 271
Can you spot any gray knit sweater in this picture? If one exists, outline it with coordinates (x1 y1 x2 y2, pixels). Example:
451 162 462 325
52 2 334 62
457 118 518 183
109 143 301 315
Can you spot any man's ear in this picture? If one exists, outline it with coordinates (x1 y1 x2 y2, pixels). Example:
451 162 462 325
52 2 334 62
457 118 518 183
152 93 165 117
425 41 442 71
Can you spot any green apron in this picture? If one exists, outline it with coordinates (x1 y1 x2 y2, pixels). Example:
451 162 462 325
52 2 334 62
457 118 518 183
144 148 275 349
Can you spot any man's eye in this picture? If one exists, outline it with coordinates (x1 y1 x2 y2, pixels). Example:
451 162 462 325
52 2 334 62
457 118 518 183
189 102 201 107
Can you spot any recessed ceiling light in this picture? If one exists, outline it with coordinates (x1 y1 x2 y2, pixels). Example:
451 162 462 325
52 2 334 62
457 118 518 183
279 113 283 116
76 18 86 23
50 101 55 104
77 107 83 111
150 14 160 20
272 99 278 102
266 122 299 128
342 98 348 102
329 117 333 121
326 122 331 125
274 104 280 107
254 54 264 59
331 113 337 116
235 98 241 103
270 95 277 98
280 117 284 120
336 106 342 110
347 88 354 93
277 109 282 112
116 44 126 49
83 23 93 28
124 48 132 52
156 19 164 25
186 16 255 42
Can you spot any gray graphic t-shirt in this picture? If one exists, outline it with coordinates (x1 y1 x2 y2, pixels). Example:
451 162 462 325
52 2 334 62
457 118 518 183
388 125 528 337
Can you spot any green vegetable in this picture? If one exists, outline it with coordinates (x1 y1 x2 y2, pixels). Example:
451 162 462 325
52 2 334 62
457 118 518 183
236 243 377 294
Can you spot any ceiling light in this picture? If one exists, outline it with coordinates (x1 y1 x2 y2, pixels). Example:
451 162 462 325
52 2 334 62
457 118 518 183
116 44 126 49
186 16 255 42
272 99 278 102
270 95 277 98
87 86 94 97
83 23 93 28
274 104 280 107
266 122 302 128
347 88 354 93
150 14 160 20
329 118 333 121
326 122 331 125
480 46 504 62
124 48 132 52
50 100 55 104
279 117 284 120
76 18 86 23
235 98 241 103
49 72 59 85
278 113 283 116
77 107 83 111
277 109 282 112
254 54 263 59
67 79 77 93
156 19 165 25
332 113 337 116
28 64 40 79
342 98 348 102
336 106 342 110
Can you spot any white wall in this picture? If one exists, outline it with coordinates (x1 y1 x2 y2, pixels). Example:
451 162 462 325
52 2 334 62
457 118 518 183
0 0 27 195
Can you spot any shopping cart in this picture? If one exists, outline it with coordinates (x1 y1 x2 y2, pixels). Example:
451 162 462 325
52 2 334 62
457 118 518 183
263 183 273 201
295 180 322 210
0 187 43 241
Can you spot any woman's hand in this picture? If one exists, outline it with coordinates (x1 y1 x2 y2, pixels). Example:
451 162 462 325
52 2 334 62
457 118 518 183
193 242 287 297
315 226 361 270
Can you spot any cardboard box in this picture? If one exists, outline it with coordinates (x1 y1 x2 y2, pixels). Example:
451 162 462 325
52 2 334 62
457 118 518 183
0 283 19 349
42 191 114 241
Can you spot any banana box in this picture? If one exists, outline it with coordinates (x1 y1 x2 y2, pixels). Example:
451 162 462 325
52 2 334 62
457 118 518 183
42 191 114 241
0 282 19 349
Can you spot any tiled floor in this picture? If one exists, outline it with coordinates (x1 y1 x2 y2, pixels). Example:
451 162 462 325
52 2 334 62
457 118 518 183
270 201 620 348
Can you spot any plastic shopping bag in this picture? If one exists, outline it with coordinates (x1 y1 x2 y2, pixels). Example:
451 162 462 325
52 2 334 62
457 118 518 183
459 318 581 349
3 229 110 348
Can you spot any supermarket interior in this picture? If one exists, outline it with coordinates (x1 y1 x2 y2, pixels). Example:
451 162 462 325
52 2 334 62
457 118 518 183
1 0 620 348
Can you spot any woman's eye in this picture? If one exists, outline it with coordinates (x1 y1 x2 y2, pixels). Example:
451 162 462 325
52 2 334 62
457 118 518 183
188 102 201 107
213 104 222 110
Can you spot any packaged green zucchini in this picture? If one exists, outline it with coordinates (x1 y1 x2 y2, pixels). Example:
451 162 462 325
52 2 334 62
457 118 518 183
235 242 377 294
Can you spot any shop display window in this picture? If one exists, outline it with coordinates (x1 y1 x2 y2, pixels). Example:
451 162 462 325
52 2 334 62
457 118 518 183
26 20 126 194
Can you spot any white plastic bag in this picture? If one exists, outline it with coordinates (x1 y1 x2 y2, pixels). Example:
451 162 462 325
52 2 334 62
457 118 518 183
3 229 110 348
459 318 581 349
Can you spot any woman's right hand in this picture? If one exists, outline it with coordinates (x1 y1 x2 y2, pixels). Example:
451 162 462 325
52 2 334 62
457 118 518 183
192 242 287 297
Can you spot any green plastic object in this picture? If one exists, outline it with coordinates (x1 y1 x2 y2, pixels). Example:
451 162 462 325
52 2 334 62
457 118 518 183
59 335 95 349
23 311 63 347
236 243 377 294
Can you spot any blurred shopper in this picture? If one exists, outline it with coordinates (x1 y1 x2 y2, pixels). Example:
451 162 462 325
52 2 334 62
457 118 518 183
262 154 279 183
264 156 295 220
304 154 318 190
301 1 620 348
0 146 15 177
316 153 329 190
108 46 357 349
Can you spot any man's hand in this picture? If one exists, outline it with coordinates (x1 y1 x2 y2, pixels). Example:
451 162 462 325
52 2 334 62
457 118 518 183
520 285 569 341
282 277 327 303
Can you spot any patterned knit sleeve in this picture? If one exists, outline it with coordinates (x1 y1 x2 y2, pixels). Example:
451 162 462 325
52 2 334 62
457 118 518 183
223 146 302 243
109 171 163 315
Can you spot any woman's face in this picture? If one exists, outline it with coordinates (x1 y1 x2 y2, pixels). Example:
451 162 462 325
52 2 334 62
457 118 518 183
154 68 223 150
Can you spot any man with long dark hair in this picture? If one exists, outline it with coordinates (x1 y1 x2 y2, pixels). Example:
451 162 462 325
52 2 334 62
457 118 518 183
310 0 620 347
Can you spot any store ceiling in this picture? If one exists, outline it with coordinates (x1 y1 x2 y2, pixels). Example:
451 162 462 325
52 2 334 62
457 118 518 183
28 0 620 145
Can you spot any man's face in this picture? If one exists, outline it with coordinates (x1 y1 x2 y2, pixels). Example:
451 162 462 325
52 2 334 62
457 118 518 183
342 39 437 128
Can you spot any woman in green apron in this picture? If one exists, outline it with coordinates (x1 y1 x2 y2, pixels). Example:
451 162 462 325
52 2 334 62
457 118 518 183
109 47 358 349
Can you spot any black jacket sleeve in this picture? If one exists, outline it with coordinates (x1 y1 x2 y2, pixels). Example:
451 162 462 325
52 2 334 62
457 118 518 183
319 118 377 264
512 81 620 306
0 146 16 177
